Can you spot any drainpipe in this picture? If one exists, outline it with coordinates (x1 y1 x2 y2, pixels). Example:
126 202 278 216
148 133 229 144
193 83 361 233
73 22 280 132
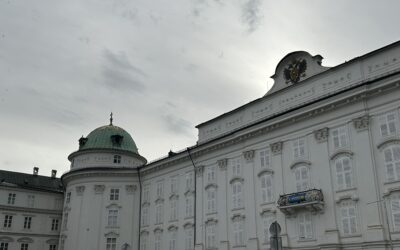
137 166 143 250
186 147 197 249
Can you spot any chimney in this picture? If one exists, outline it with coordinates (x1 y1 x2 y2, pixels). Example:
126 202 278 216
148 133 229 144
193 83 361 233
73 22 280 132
33 167 39 176
51 170 57 178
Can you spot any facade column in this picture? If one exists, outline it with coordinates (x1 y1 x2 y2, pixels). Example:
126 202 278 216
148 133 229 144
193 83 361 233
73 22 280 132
217 159 229 250
243 150 258 250
195 165 204 250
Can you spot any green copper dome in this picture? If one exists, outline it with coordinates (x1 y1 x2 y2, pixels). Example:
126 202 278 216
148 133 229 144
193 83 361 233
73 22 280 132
78 124 139 154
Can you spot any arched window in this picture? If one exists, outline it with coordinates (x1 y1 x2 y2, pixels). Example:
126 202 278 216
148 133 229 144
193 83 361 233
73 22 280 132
154 230 162 250
260 174 273 203
384 145 400 181
335 156 353 190
232 181 243 209
294 166 309 192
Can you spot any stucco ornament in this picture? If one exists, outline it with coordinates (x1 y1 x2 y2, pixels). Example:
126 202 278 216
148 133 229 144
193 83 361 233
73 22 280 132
284 59 307 84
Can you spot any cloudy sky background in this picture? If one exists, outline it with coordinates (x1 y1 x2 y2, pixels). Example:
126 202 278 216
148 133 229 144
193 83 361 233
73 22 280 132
0 0 399 176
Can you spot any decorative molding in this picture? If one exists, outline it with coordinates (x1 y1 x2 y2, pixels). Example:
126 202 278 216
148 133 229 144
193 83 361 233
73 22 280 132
106 203 122 209
46 239 59 244
184 190 195 196
125 185 137 194
229 177 244 184
330 150 354 161
270 142 283 155
383 186 400 197
217 158 228 170
205 183 218 190
153 227 163 232
377 137 400 150
335 194 359 204
243 150 255 162
94 185 105 194
257 169 274 177
17 237 34 243
75 186 85 196
289 160 312 170
352 115 370 132
183 222 194 228
195 165 204 176
314 127 329 143
140 230 149 235
231 213 245 220
205 218 218 225
155 198 165 204
169 194 179 200
259 208 276 216
168 224 178 231
104 231 119 237
0 236 14 243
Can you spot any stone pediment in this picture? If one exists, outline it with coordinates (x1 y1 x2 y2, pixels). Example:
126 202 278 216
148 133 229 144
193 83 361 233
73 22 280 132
267 51 330 94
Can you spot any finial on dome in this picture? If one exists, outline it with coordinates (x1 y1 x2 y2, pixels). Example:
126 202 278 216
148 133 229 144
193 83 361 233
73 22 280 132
110 112 113 125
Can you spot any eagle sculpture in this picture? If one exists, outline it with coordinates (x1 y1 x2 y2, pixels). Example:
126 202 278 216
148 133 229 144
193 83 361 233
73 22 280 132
284 59 307 84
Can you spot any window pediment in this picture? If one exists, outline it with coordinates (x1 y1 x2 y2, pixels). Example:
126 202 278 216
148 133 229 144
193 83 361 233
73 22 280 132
205 183 218 190
153 227 163 233
335 194 358 204
17 237 34 243
169 194 179 200
289 160 311 170
260 208 276 216
0 236 14 243
257 169 274 177
205 218 218 225
168 225 178 231
229 177 244 184
384 186 400 197
155 198 164 204
330 150 354 161
377 137 400 150
46 239 59 244
104 231 119 237
183 222 194 228
231 214 245 221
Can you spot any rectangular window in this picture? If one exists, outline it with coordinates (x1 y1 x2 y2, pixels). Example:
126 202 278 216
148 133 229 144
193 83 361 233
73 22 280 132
141 206 149 226
262 214 275 243
295 166 310 192
51 219 59 231
380 112 397 137
185 196 194 218
66 192 71 204
106 237 117 250
140 233 148 250
7 193 16 205
185 172 194 191
259 149 270 168
207 188 217 213
185 228 194 250
62 213 68 230
170 176 178 194
341 205 357 235
143 185 150 202
3 215 12 228
392 197 400 231
206 224 216 249
156 182 164 198
49 245 57 250
155 204 163 224
231 158 242 176
233 219 245 246
293 138 306 158
113 155 121 164
110 189 120 201
23 216 32 229
384 146 400 182
20 243 29 250
207 166 216 183
298 212 313 239
335 157 353 190
154 231 162 250
107 209 118 227
261 174 273 203
170 199 178 221
0 243 8 250
27 195 35 208
331 126 348 149
169 230 177 250
232 182 243 209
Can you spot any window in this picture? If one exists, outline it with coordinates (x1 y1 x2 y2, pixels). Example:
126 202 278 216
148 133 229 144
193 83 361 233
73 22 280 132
156 182 164 198
140 233 148 250
206 187 217 213
185 196 194 217
20 244 29 250
380 112 397 137
169 230 177 250
110 189 120 201
23 216 32 229
185 228 194 250
141 206 149 226
155 203 163 224
340 204 357 235
207 166 216 183
106 237 117 250
384 145 400 181
294 166 309 192
143 185 150 202
260 174 273 203
232 181 243 209
62 213 68 230
66 192 71 204
154 231 162 250
27 195 35 207
49 245 57 250
335 156 353 190
3 215 12 228
170 199 178 221
0 243 8 250
51 219 59 231
233 218 245 246
113 155 121 164
259 149 270 169
293 138 306 158
298 212 313 239
59 237 65 250
391 196 400 231
107 209 118 227
262 214 275 243
331 126 348 149
232 158 242 176
185 172 194 191
7 193 16 205
206 223 216 249
170 176 178 194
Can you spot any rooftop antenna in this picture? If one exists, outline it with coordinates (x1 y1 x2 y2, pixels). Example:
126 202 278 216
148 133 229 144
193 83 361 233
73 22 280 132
110 112 113 125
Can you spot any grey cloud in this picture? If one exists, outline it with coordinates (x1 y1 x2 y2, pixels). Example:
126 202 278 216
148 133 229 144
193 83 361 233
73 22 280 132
241 0 262 32
162 113 192 136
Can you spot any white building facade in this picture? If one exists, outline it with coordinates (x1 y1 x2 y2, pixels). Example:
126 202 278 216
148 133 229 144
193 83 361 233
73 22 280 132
3 41 400 250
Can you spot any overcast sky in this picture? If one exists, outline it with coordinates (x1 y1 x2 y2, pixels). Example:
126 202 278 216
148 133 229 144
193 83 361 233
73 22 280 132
0 0 399 176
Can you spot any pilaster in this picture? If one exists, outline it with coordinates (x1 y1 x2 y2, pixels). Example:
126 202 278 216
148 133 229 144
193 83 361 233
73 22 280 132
217 159 229 250
195 165 204 250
